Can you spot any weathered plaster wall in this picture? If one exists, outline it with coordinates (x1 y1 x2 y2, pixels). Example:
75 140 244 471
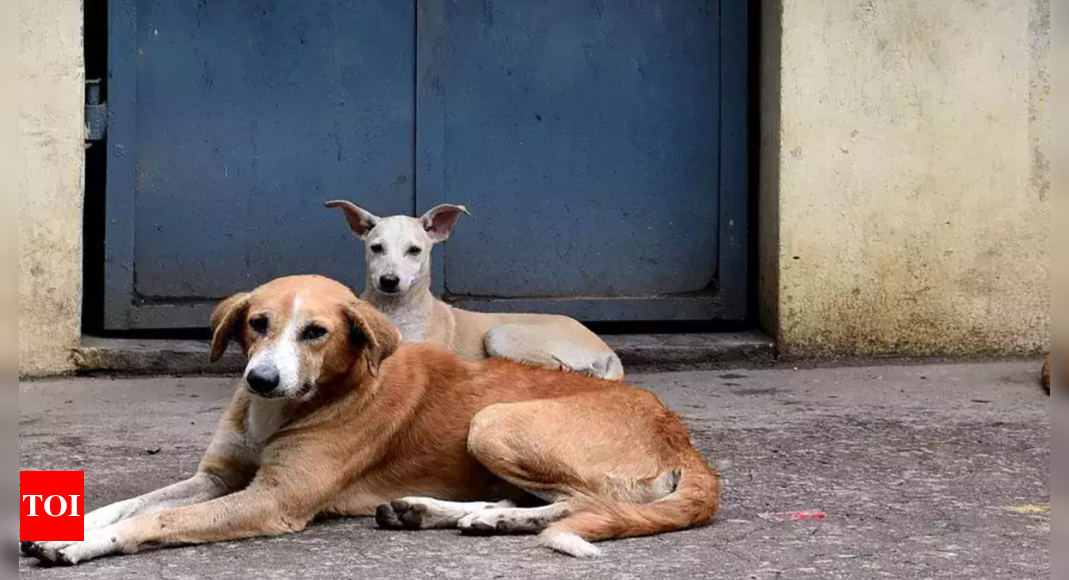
18 0 84 376
1051 0 1065 356
758 0 783 341
762 0 1050 356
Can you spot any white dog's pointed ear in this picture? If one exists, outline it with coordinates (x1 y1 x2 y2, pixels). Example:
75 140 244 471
325 200 380 239
420 204 469 242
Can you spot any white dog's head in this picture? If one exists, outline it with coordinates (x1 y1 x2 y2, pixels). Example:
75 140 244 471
325 201 469 297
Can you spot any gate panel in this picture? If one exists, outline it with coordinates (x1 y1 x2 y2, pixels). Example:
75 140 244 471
102 0 751 329
104 0 416 329
417 0 749 321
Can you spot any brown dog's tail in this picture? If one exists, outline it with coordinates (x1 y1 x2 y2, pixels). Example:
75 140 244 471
538 454 721 558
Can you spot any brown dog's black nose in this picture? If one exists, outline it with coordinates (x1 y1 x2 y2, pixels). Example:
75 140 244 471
379 275 400 293
246 367 280 395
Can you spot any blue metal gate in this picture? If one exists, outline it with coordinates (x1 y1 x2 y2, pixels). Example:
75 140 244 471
102 0 750 329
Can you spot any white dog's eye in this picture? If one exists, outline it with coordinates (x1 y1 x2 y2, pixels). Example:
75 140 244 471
370 243 385 254
407 246 422 256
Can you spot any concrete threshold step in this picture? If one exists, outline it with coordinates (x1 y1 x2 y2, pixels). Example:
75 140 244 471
74 331 776 376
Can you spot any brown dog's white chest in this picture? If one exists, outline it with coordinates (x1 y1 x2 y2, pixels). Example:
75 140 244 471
245 399 289 447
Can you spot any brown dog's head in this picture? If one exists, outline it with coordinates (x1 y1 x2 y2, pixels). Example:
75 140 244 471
209 275 402 400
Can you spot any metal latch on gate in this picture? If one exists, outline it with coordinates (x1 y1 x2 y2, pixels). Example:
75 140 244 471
85 79 107 143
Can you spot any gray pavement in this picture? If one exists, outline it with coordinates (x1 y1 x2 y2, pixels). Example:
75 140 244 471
19 361 1050 579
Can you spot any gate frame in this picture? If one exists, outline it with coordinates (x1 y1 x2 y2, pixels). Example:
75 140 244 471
101 0 752 330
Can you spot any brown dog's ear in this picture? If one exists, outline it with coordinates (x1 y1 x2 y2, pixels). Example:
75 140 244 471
210 292 252 362
419 204 469 243
325 200 380 239
344 302 402 377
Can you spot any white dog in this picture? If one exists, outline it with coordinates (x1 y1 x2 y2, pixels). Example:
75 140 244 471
325 201 624 380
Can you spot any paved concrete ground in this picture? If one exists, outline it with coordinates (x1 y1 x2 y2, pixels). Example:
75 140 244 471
19 361 1050 579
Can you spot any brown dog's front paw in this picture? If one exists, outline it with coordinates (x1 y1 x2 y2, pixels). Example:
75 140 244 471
20 542 75 567
48 550 76 567
20 542 48 563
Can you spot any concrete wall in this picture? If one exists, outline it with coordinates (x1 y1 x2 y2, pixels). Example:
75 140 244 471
761 0 1051 357
18 0 84 377
1051 0 1065 355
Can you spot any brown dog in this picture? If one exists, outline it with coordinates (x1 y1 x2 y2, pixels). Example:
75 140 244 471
22 275 720 566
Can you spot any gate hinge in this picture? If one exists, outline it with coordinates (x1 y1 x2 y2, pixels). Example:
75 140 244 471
85 79 107 142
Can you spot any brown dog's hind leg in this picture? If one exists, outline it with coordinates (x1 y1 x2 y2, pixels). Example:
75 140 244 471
465 393 693 557
456 502 572 536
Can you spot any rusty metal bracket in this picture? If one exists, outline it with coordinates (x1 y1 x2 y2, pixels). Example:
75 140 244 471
85 79 107 142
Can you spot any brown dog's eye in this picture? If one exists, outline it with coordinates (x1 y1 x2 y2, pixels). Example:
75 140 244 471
369 243 384 254
301 325 328 342
407 246 422 256
249 316 270 335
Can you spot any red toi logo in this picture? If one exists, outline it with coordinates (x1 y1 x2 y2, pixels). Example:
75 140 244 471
20 471 85 542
